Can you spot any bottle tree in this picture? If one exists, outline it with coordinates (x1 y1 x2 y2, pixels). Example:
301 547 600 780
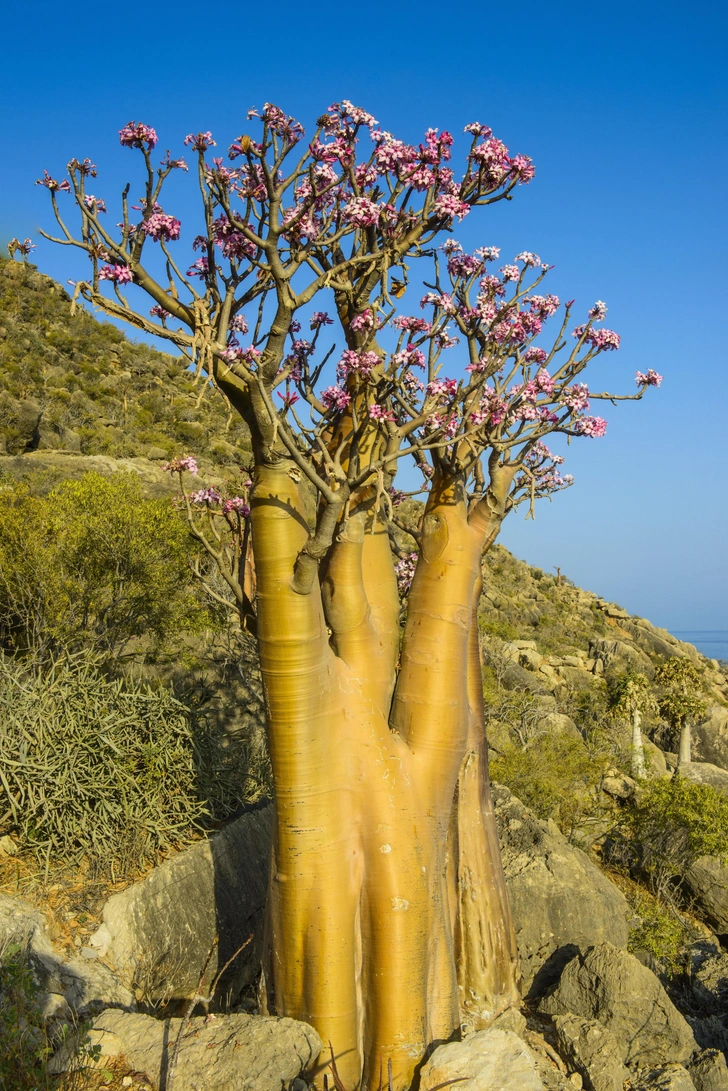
35 102 662 1090
611 672 658 779
655 658 706 767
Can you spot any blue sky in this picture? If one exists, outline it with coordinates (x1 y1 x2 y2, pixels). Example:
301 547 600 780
2 0 727 630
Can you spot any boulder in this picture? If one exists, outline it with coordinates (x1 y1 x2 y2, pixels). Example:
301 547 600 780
551 1012 629 1091
492 787 629 995
687 1016 728 1058
0 894 134 1016
689 1050 728 1091
48 1008 322 1091
693 709 728 772
588 638 654 680
683 857 728 933
418 1027 545 1091
503 662 553 695
690 951 728 1013
542 713 582 739
540 942 696 1068
90 805 273 1005
680 763 728 796
631 1065 697 1090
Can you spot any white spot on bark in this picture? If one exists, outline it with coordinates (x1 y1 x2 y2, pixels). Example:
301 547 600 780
380 843 392 854
391 898 409 911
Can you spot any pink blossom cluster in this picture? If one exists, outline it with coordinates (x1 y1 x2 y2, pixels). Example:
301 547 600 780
392 344 426 370
83 195 107 213
523 347 548 365
635 369 663 387
343 197 381 228
573 325 621 351
515 251 541 267
220 345 261 366
369 404 396 422
186 256 209 278
321 385 351 411
350 308 376 332
7 237 36 257
426 378 458 399
434 193 470 221
119 121 158 149
395 553 418 594
191 487 222 505
184 132 217 151
336 350 380 381
230 314 249 333
36 170 70 194
99 264 133 283
310 311 333 329
588 300 608 321
149 304 171 320
222 497 250 516
562 383 591 412
575 415 608 438
142 212 181 242
393 315 431 334
68 157 97 177
163 456 199 476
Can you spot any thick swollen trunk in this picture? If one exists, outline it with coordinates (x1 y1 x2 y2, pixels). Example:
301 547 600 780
678 723 692 767
631 709 646 779
252 466 519 1091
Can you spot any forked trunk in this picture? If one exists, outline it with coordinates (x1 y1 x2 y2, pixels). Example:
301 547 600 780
253 466 519 1090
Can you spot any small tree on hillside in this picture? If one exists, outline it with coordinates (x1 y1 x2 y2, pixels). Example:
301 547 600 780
610 672 658 779
655 658 706 767
35 103 661 1090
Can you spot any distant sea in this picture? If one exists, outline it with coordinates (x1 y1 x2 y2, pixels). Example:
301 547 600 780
671 631 728 663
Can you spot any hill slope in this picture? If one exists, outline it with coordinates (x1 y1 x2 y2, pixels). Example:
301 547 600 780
0 258 251 467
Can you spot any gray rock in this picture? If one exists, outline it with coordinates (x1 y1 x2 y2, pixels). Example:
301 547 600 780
490 1006 528 1038
588 638 655 680
681 762 728 796
693 708 728 771
419 1027 545 1091
687 1016 728 1057
689 1050 728 1091
503 662 553 695
539 942 696 1067
146 446 168 460
90 805 273 1005
48 1008 322 1091
690 951 728 1013
683 857 728 933
552 1012 629 1091
631 1065 696 1090
0 894 134 1015
493 787 629 995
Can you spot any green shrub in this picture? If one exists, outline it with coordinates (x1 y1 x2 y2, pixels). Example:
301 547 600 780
626 887 690 972
626 777 728 882
0 472 209 660
0 655 209 875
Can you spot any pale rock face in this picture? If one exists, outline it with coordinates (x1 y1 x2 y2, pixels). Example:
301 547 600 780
630 1064 699 1090
551 1012 629 1091
47 1008 322 1091
418 1028 545 1091
539 943 696 1068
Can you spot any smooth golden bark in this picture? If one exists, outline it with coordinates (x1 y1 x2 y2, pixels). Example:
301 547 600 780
252 463 520 1091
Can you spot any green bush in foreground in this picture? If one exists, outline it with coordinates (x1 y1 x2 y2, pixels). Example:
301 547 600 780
0 653 254 875
0 471 210 661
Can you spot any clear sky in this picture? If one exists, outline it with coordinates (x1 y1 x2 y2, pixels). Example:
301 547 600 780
2 0 726 630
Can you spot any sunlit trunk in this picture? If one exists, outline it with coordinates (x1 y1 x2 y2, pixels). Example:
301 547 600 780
678 722 692 767
253 465 519 1091
631 708 646 779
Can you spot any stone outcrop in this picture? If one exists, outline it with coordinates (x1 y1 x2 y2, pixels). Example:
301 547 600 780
48 1007 322 1091
551 1012 629 1091
689 1049 728 1091
540 942 696 1068
89 805 273 1006
492 787 629 995
683 857 728 934
693 708 728 771
418 1027 545 1091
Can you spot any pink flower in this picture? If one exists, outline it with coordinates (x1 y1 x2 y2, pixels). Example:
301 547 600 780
184 132 216 151
528 295 560 318
575 415 608 438
635 369 663 387
395 553 418 594
515 251 541 266
510 154 535 183
588 300 608 321
464 122 493 138
393 315 431 333
277 390 300 409
426 378 457 399
321 385 351 411
343 197 381 227
392 344 426 370
149 304 170 320
573 326 621 351
230 314 249 333
222 497 250 516
562 383 591 412
475 245 501 262
220 345 261 366
83 195 107 213
336 350 379 381
310 311 333 329
35 170 70 193
369 404 396 422
350 309 376 331
68 157 97 177
434 193 470 221
99 264 133 283
524 347 548 364
191 487 222 505
186 257 209 278
142 212 181 242
119 121 158 149
7 237 36 258
163 456 199 476
500 264 520 282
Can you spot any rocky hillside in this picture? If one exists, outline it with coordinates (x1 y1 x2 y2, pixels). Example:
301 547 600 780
0 258 251 468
